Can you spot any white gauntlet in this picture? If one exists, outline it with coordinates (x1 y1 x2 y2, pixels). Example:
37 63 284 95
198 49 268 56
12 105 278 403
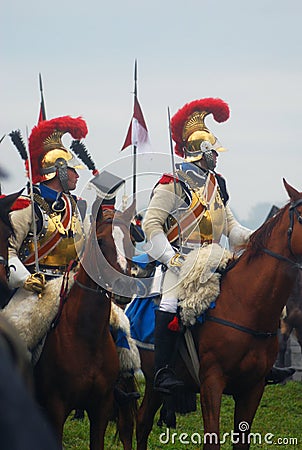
144 231 175 265
144 231 186 274
8 256 31 289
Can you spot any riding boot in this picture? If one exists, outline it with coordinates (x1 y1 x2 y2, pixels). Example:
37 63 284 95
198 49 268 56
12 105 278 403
153 310 184 394
265 366 295 385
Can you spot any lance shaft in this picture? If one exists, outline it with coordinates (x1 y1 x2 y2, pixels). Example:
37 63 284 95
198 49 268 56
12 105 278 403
167 107 182 250
132 59 137 199
26 126 40 274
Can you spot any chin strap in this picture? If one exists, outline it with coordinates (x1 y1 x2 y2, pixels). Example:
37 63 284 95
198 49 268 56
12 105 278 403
202 150 216 171
55 158 69 193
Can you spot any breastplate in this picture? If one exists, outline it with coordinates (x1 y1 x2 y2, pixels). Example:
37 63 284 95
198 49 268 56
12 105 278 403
19 195 85 276
166 167 226 246
184 188 226 244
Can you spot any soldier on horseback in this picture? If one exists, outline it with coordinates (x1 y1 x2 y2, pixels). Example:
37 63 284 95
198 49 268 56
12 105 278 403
7 116 92 296
142 98 294 394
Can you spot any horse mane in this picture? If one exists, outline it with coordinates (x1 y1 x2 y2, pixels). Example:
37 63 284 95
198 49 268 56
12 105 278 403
246 202 289 259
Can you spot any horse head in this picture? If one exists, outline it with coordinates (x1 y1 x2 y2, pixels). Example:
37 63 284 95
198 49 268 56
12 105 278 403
283 179 302 261
81 199 137 302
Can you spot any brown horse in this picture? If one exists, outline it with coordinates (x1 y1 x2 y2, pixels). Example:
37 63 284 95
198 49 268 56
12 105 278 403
135 179 302 450
0 191 22 307
278 271 302 368
34 201 138 450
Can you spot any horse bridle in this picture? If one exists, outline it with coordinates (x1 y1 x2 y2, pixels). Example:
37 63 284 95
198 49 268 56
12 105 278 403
72 216 131 297
207 198 302 338
263 198 302 270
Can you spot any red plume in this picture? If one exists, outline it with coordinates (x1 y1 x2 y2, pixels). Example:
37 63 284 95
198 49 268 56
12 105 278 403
171 98 230 158
27 116 88 184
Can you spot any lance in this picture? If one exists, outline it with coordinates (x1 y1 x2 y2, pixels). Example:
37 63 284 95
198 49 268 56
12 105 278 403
167 106 182 250
26 125 40 275
38 73 47 122
132 59 138 199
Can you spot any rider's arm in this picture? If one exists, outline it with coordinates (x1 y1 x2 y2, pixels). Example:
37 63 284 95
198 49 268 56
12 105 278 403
143 182 183 265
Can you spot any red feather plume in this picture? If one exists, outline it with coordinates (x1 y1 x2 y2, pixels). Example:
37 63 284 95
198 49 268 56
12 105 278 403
28 116 88 184
171 98 230 158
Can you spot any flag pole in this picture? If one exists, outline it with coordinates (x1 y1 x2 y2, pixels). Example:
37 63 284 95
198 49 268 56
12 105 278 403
132 59 137 199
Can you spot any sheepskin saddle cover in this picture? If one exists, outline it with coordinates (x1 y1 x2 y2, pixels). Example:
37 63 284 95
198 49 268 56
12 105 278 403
177 243 233 327
1 275 140 374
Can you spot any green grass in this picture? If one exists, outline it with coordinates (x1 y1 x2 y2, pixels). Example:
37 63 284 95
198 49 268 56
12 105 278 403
63 380 302 449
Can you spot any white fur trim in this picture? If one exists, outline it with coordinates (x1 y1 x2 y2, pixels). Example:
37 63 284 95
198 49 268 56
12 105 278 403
110 302 141 375
1 276 141 374
177 243 232 326
1 276 69 350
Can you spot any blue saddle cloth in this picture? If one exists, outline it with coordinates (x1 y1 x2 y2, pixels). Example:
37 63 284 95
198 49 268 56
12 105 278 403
126 296 216 351
125 296 159 351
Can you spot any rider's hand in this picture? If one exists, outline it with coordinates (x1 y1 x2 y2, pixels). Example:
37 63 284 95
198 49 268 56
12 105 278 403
167 253 186 275
23 273 46 295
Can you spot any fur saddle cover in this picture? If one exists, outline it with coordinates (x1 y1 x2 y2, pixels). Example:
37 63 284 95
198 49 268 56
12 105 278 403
1 275 140 375
177 243 233 326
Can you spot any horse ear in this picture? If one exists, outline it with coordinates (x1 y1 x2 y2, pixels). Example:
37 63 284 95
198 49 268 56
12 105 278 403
121 200 136 223
283 178 300 202
0 189 24 213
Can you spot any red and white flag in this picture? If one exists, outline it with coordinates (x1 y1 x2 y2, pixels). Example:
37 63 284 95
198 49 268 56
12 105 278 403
121 97 150 152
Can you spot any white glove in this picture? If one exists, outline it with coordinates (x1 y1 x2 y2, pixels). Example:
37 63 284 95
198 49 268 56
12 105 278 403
8 256 31 289
143 231 185 274
143 231 175 265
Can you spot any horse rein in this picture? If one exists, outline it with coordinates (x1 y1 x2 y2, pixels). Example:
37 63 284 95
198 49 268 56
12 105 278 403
206 198 302 338
263 198 302 270
74 278 111 298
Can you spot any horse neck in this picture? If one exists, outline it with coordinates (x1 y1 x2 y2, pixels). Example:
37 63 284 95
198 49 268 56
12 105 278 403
225 223 299 328
72 264 112 335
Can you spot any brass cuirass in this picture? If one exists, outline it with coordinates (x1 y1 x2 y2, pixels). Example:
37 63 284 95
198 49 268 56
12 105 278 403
19 198 85 275
165 169 227 245
183 188 226 244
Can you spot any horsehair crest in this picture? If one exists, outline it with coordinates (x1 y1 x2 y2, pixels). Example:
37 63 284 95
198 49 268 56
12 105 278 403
70 139 98 174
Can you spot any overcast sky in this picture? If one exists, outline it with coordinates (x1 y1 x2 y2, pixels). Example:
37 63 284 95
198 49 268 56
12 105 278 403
1 0 302 224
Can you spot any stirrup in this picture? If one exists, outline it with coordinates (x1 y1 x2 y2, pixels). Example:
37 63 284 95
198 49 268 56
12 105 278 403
154 367 184 394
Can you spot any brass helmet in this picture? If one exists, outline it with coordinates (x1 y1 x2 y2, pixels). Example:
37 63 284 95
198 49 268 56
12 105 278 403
171 98 230 164
28 116 88 185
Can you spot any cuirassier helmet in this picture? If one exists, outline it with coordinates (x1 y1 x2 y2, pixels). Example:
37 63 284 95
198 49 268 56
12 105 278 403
171 98 230 169
28 116 88 189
